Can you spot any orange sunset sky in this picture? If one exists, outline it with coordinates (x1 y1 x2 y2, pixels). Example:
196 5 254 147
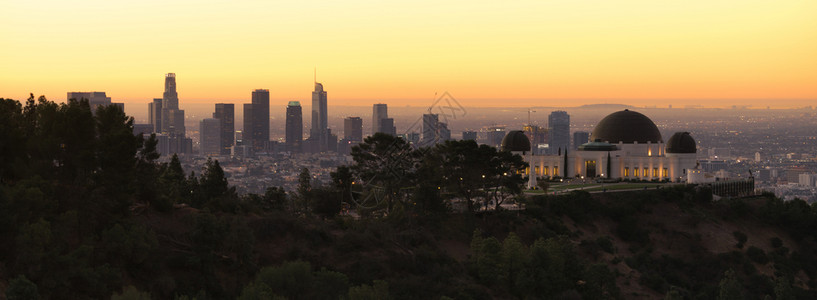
1 0 815 108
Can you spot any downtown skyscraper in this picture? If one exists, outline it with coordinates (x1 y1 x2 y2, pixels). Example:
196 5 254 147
199 118 221 157
244 89 270 153
422 113 439 146
160 73 182 134
548 110 570 154
148 98 162 133
286 101 303 152
372 103 388 135
146 73 191 155
344 117 363 142
301 81 338 152
310 82 329 151
213 103 235 155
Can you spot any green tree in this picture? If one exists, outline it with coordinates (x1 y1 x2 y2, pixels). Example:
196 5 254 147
14 219 52 276
262 186 288 211
310 187 342 218
476 236 502 284
95 103 139 214
489 150 528 210
237 282 276 300
223 217 255 271
98 223 158 270
255 261 313 299
348 280 390 300
517 236 579 296
434 140 491 212
351 133 417 214
664 287 683 300
135 134 163 210
773 276 794 300
199 159 238 212
581 263 621 299
312 268 350 299
331 165 353 206
5 275 39 300
434 140 527 211
159 154 188 206
111 286 151 300
469 229 484 271
298 168 312 213
500 233 528 290
200 159 229 201
717 269 743 300
57 98 96 183
0 98 27 182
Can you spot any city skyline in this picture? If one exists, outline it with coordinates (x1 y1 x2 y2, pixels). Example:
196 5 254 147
3 0 815 108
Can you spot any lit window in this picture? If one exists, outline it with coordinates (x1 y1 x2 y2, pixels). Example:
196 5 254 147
662 168 668 178
554 166 559 176
624 167 629 177
634 168 639 177
653 168 658 177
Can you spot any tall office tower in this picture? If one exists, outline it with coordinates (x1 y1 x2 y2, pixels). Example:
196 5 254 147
163 73 178 108
380 118 396 136
243 103 254 152
573 131 590 149
161 73 180 133
213 103 235 155
372 103 388 135
344 117 363 142
548 111 570 154
438 122 451 141
311 83 329 151
251 89 270 153
148 98 162 133
200 118 222 157
422 114 439 146
286 101 303 152
462 131 477 141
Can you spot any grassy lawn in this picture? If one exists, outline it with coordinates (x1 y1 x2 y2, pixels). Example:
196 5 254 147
529 182 672 194
549 183 596 190
583 183 667 192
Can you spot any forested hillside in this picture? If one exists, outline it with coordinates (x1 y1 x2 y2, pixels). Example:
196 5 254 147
2 96 817 299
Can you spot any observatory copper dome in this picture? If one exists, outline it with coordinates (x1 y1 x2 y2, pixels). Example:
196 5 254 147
590 109 663 144
666 132 696 153
501 130 531 152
